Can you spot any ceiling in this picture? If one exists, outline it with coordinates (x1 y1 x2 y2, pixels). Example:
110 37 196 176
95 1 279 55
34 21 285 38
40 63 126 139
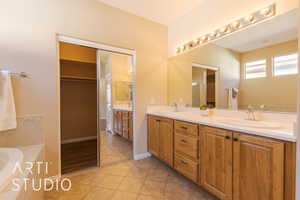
97 0 202 25
214 9 298 53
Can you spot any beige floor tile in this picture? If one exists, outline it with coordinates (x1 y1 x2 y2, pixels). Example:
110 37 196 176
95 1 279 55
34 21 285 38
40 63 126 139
96 175 124 189
46 184 90 200
112 191 138 200
84 187 115 200
127 166 149 178
140 180 165 198
100 165 130 176
137 195 163 200
117 177 144 193
146 168 169 182
46 131 219 200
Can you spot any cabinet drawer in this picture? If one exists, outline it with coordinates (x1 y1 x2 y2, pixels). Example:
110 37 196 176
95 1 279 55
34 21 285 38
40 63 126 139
175 121 198 136
174 153 198 183
175 133 198 160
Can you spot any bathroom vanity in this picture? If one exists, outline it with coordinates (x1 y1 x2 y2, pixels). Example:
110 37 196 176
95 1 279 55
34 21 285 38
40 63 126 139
113 107 133 141
147 111 296 200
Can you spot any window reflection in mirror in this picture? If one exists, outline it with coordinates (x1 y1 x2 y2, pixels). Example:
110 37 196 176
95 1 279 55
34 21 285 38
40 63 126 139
168 9 298 113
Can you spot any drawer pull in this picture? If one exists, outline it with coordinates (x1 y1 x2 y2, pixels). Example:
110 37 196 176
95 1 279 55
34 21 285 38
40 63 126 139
181 126 188 130
225 136 231 140
181 139 187 143
156 119 161 122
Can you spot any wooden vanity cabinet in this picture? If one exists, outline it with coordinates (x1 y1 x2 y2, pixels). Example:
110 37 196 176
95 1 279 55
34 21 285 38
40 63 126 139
147 116 295 200
129 112 133 141
122 111 130 139
232 133 285 200
113 110 122 135
113 110 133 141
200 126 289 200
200 126 233 200
148 116 174 167
174 120 199 183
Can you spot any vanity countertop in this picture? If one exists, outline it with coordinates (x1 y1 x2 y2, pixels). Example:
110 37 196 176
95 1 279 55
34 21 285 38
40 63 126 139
113 105 132 112
147 110 296 142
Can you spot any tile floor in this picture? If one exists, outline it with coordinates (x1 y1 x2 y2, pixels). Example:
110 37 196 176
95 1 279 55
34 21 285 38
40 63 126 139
45 132 218 200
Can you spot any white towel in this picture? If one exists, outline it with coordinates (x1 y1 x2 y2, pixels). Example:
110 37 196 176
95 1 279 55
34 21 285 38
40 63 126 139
228 88 238 110
0 71 17 131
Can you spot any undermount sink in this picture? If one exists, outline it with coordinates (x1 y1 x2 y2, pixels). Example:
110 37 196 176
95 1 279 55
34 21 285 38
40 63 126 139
219 118 281 129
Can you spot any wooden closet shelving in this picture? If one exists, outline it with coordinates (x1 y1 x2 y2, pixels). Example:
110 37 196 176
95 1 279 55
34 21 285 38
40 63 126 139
61 75 97 81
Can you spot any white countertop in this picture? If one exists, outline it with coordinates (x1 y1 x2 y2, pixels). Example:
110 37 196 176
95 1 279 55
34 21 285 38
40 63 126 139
147 109 296 142
113 104 132 112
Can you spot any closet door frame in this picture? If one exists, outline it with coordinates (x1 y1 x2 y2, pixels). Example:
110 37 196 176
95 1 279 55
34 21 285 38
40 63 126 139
57 35 137 174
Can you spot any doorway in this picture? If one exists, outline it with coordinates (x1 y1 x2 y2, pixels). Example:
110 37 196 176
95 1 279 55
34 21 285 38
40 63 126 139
58 35 136 175
192 63 218 108
98 51 134 166
59 42 98 174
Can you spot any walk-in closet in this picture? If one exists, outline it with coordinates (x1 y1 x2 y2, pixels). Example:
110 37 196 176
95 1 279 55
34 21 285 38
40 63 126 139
59 42 98 174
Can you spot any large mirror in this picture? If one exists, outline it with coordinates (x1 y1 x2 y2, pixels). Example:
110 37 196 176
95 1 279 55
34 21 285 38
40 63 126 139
168 9 298 112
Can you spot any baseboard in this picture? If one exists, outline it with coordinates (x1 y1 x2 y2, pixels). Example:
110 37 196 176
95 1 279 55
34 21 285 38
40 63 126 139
134 152 151 160
61 136 97 144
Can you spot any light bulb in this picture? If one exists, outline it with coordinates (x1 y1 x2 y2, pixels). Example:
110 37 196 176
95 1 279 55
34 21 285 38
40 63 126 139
232 21 242 29
193 39 200 44
201 36 208 42
260 8 272 16
210 32 217 37
221 26 231 33
245 15 255 23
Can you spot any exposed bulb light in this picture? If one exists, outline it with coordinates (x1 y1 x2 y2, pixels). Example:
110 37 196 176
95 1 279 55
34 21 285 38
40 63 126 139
210 32 218 38
175 4 275 54
245 15 255 23
215 32 221 37
201 36 208 42
221 26 231 34
232 21 242 29
260 8 272 16
193 39 200 45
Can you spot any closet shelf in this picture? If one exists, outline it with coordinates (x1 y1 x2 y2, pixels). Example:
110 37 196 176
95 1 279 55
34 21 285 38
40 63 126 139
61 75 97 81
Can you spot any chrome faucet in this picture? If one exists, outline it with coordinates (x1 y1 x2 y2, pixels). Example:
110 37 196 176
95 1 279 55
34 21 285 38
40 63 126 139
246 105 256 121
172 102 179 112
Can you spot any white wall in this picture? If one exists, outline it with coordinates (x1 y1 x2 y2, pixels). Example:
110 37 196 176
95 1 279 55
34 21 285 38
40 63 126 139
168 0 298 56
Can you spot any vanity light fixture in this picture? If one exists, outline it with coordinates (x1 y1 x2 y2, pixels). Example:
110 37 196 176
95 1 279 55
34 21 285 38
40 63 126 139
201 36 208 42
232 21 242 29
221 26 231 34
260 7 272 16
210 32 218 38
193 39 200 45
245 15 256 23
175 3 276 54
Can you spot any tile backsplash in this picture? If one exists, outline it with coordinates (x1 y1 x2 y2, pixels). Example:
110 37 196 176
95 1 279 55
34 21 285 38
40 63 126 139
0 115 44 147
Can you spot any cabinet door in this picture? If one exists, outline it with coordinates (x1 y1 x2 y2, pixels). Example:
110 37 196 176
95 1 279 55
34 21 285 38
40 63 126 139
159 118 174 167
129 112 133 141
113 111 118 134
201 127 233 200
117 111 123 135
148 116 160 157
122 111 129 139
233 133 284 200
